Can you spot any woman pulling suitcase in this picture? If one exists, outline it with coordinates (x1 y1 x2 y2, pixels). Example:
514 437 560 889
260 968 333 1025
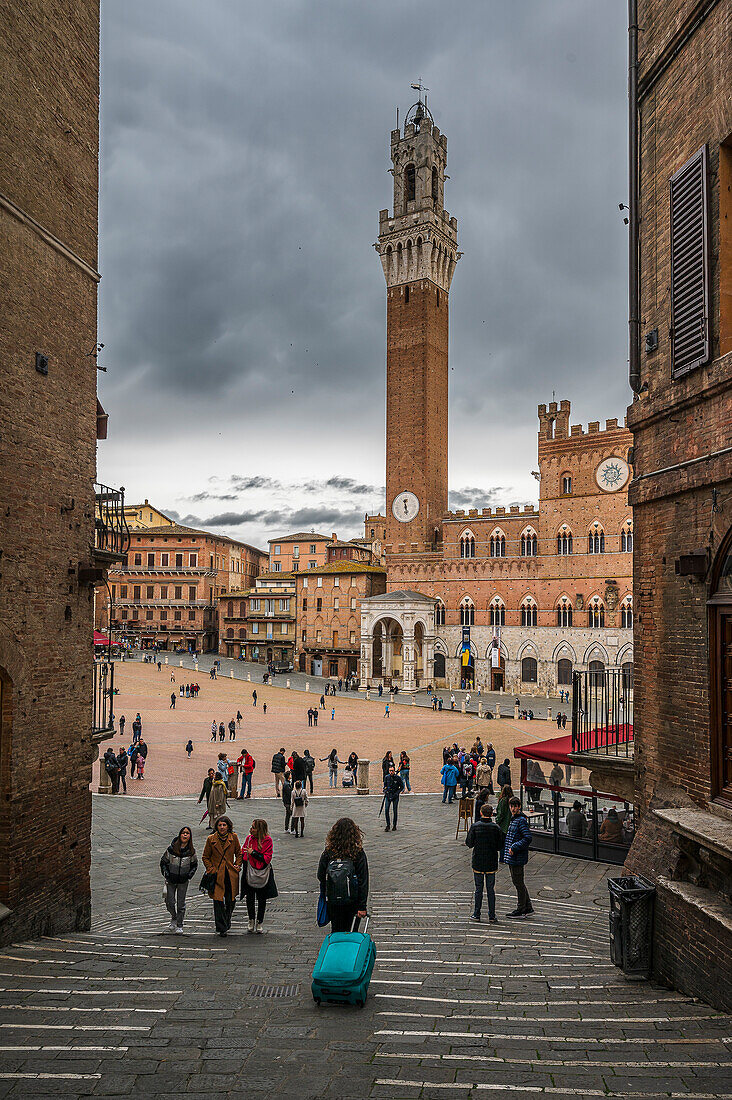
317 817 369 931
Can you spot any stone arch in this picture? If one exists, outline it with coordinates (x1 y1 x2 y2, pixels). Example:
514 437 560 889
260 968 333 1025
552 640 577 663
520 526 538 556
460 528 476 559
484 639 509 660
583 641 609 665
454 639 478 659
617 642 634 664
517 639 539 661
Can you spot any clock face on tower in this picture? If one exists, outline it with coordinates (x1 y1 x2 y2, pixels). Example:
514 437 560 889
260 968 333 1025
595 456 630 492
392 491 420 523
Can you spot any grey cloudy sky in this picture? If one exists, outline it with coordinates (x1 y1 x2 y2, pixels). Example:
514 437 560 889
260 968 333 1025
97 0 630 550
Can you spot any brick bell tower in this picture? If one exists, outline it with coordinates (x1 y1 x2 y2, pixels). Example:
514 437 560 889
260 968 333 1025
376 96 460 552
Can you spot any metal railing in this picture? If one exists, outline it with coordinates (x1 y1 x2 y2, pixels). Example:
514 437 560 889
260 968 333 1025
93 660 115 736
571 666 633 757
94 484 130 561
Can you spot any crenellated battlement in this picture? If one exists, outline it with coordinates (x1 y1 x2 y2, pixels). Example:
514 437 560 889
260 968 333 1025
538 399 629 442
444 503 538 522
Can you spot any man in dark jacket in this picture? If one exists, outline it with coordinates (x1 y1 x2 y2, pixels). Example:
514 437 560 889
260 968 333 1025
198 768 215 805
271 748 286 795
281 771 293 833
496 759 511 788
465 804 503 922
383 766 404 832
116 747 129 794
104 747 120 793
303 750 316 794
291 752 307 785
504 798 534 917
485 743 496 770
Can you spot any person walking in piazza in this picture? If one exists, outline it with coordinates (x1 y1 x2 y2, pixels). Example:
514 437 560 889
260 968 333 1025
236 709 243 729
466 803 503 923
271 747 286 795
383 764 404 832
441 757 459 804
160 826 198 933
317 817 369 932
331 706 335 721
119 714 125 740
238 749 256 798
185 739 194 758
228 718 236 741
202 816 241 936
320 694 326 709
398 750 411 793
218 722 225 742
321 748 344 788
381 750 394 781
241 819 278 933
252 690 257 707
207 774 228 830
198 768 215 809
384 702 390 718
496 758 512 789
290 780 308 837
104 747 120 793
210 720 217 742
504 797 534 918
476 755 492 792
170 691 176 710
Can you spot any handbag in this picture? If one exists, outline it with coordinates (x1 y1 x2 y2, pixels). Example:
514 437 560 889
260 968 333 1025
246 861 271 889
199 871 217 893
316 885 329 927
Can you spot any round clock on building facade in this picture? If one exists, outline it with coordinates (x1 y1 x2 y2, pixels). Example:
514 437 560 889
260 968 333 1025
392 491 420 522
595 456 630 492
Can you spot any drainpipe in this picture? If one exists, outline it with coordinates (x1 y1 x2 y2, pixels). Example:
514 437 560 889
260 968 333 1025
628 0 641 393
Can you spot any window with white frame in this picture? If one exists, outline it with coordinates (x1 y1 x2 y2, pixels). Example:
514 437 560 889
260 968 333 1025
334 597 339 610
334 576 339 586
350 597 356 611
317 576 323 587
489 530 506 558
489 598 505 627
435 600 446 626
292 546 299 558
588 597 605 628
561 473 572 495
588 523 605 554
251 623 259 634
520 596 538 627
557 526 573 555
520 528 538 557
556 598 573 627
459 597 475 626
250 598 260 611
460 530 476 559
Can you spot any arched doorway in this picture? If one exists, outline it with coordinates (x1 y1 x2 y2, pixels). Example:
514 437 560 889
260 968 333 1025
434 651 446 681
490 651 505 691
710 530 732 801
371 618 403 686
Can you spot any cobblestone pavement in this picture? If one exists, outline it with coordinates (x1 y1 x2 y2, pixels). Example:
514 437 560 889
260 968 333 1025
105 662 555 798
0 794 730 1097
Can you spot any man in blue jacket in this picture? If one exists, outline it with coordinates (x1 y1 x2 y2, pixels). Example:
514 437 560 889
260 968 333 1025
441 758 459 804
503 797 534 917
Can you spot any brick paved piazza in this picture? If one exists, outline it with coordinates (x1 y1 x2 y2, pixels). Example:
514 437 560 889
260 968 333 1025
0 794 730 1097
108 661 556 797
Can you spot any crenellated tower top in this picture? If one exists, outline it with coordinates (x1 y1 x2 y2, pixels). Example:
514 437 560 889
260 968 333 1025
375 99 460 294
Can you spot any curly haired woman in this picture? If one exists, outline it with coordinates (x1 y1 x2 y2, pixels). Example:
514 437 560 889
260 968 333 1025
317 817 369 932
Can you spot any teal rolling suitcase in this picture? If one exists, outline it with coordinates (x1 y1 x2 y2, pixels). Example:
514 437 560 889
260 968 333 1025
311 916 375 1007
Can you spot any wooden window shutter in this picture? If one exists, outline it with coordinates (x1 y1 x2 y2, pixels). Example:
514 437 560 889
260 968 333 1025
670 145 710 378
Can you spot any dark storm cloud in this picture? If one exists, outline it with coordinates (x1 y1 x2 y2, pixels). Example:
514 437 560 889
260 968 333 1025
189 491 238 503
448 486 505 509
97 1 629 550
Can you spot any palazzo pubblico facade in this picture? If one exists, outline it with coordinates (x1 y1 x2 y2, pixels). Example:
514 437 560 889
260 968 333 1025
360 99 633 696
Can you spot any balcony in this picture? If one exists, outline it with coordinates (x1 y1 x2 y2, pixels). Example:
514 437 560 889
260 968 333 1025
92 659 116 742
94 483 130 564
570 666 634 800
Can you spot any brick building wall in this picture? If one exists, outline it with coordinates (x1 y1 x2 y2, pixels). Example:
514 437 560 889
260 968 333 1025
624 0 732 1010
385 402 634 693
296 564 387 678
107 526 266 653
269 533 331 574
0 0 102 941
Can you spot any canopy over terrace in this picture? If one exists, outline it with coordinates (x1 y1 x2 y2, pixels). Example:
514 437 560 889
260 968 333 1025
513 730 635 865
94 630 110 646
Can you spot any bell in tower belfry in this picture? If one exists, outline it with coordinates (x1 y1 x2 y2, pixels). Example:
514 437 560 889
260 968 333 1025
376 95 460 552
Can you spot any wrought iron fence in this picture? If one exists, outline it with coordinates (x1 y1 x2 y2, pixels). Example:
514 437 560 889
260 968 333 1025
93 660 115 736
571 666 633 757
94 483 130 560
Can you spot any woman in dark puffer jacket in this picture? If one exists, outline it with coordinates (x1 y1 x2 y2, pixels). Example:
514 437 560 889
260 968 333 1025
160 826 198 933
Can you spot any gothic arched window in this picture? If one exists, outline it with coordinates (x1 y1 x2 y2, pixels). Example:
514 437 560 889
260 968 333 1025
435 600 446 626
557 657 573 685
460 530 476 559
460 597 475 626
588 523 605 554
404 163 416 203
557 526 573 556
621 519 633 553
521 528 538 557
489 598 505 627
521 597 538 627
588 597 605 628
556 597 573 627
621 596 633 629
521 656 538 683
490 530 506 558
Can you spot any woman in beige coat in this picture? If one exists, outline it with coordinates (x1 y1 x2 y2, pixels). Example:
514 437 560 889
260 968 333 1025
202 816 241 935
476 756 493 791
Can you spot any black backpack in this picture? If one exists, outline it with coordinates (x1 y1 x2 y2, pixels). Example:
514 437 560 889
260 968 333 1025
325 858 356 905
293 790 304 807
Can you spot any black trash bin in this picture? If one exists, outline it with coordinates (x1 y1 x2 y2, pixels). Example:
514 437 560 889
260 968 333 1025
608 874 655 979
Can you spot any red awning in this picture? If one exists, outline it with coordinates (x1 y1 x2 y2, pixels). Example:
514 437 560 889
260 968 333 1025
94 630 110 646
514 725 634 766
